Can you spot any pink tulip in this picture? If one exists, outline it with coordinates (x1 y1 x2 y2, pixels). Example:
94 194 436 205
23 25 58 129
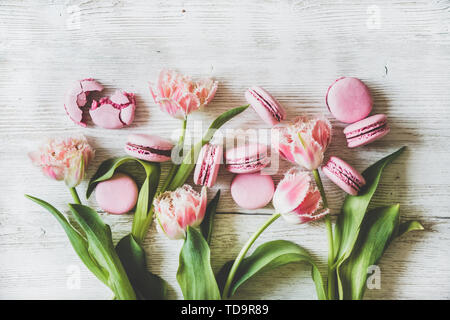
150 70 218 119
29 136 94 188
273 168 329 224
272 116 332 170
154 185 207 240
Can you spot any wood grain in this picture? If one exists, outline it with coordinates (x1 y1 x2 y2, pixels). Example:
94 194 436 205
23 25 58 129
0 0 449 299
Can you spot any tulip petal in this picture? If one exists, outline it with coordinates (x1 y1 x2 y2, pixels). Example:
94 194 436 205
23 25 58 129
292 189 322 216
282 208 330 224
312 118 332 150
271 116 332 171
273 168 310 214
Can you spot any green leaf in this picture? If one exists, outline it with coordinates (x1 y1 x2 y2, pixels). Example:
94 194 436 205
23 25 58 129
168 105 249 191
339 205 400 300
216 240 326 300
338 205 423 300
86 156 161 243
176 226 221 300
131 161 161 242
397 220 424 237
200 190 220 245
25 195 108 285
116 234 168 300
68 204 136 300
333 147 406 267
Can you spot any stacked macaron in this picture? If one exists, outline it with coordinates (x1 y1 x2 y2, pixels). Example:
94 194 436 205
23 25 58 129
326 77 390 148
322 77 391 195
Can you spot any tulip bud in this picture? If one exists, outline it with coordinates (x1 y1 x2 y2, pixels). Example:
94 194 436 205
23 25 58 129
272 116 331 170
149 70 218 119
154 185 207 240
29 135 94 188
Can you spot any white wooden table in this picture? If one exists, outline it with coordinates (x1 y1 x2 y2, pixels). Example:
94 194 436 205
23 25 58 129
1 0 449 300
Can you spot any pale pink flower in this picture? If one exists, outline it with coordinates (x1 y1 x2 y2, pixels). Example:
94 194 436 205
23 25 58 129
273 168 329 224
154 185 207 240
150 70 218 119
272 116 332 170
29 136 94 188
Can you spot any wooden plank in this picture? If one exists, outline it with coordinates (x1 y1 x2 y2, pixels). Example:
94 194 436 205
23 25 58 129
0 0 449 299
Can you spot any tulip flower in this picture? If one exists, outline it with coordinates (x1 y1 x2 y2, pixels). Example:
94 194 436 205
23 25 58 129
273 168 329 224
222 167 330 299
29 135 94 188
150 69 218 119
272 115 332 170
154 185 207 240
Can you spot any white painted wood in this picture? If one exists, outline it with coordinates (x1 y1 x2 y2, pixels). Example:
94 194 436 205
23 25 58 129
0 0 449 299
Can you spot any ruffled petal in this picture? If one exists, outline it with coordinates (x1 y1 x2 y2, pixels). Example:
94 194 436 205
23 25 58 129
273 168 310 214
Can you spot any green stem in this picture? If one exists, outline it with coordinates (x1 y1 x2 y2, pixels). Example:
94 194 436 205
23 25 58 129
222 212 281 299
69 187 81 204
312 169 335 300
159 118 187 194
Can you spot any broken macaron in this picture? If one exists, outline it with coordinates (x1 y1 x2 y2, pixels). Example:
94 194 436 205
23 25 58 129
90 90 136 129
64 78 104 127
64 79 136 129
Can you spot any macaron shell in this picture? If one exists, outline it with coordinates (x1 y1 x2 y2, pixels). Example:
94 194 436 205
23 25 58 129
344 114 390 148
245 87 286 126
110 90 132 104
89 104 124 129
64 79 103 127
226 157 270 174
225 143 268 163
64 81 86 126
225 143 270 173
95 173 138 214
127 133 174 150
80 78 104 92
120 103 136 126
322 156 366 196
326 77 372 123
231 173 274 209
125 134 173 162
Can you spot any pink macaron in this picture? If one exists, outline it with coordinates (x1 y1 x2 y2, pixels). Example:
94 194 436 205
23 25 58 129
326 77 373 123
322 156 366 196
343 114 390 148
125 134 174 162
231 172 275 209
225 143 270 173
89 90 136 129
193 143 223 187
245 86 286 126
64 78 104 127
95 173 138 214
